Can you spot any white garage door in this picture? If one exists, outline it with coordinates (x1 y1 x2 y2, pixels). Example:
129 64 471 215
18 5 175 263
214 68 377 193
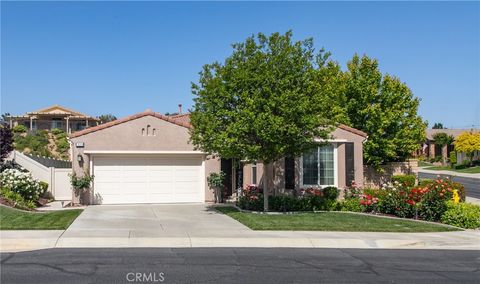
93 155 204 204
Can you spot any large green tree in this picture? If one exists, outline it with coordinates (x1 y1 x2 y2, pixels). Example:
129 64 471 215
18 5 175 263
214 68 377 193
190 31 343 211
343 54 427 167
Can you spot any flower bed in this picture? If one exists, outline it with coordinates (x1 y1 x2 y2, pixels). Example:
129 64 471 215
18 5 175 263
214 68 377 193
237 184 340 212
342 177 478 229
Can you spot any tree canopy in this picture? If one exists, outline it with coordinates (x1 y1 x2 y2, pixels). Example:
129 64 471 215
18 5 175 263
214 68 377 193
432 122 445 129
454 132 480 164
342 54 427 167
190 31 345 211
190 31 342 164
0 125 14 163
97 114 117 124
432 132 454 146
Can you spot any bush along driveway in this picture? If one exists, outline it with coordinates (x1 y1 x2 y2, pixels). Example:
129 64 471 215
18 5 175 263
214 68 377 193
216 207 459 232
0 206 83 230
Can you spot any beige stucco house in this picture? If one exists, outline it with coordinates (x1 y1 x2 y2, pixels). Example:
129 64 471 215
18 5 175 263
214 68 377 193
8 105 100 133
70 109 367 205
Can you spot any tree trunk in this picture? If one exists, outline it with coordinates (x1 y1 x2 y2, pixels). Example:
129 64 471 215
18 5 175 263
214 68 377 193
263 162 269 212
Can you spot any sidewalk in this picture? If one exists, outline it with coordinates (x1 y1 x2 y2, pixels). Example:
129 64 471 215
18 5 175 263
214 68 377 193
418 168 480 178
2 229 479 252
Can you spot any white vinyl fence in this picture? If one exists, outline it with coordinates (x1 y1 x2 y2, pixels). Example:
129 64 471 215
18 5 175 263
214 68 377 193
7 151 72 201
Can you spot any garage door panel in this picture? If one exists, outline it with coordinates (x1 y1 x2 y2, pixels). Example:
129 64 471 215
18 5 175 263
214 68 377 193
102 194 147 204
93 155 203 204
149 183 174 194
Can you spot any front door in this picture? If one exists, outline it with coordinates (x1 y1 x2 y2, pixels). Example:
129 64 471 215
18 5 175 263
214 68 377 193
221 158 233 197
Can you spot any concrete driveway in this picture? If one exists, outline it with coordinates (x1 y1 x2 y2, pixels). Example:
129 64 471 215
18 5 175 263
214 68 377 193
61 204 251 239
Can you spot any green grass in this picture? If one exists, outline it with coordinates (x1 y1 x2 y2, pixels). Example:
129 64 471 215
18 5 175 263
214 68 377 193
0 206 83 230
216 207 459 232
424 166 480 174
418 161 433 167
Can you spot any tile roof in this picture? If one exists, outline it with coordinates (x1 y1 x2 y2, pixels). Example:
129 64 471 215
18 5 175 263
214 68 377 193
70 110 368 139
338 124 368 138
426 128 480 140
69 110 191 138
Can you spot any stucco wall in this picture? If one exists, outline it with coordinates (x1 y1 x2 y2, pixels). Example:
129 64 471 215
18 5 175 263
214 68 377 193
363 159 419 188
70 115 220 204
240 126 366 192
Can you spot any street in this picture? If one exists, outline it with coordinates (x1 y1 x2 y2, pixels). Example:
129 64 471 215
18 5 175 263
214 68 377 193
418 172 480 199
1 248 479 283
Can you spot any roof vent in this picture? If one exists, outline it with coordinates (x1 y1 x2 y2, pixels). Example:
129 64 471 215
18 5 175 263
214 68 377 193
178 104 182 114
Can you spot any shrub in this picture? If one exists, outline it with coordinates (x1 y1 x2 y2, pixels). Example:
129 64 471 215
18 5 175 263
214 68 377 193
70 172 94 193
56 138 70 154
418 178 433 187
449 151 457 168
0 169 44 203
441 201 480 229
322 186 339 200
51 128 64 135
0 160 27 173
0 186 36 209
340 198 363 212
12 125 27 133
14 130 50 157
391 174 416 188
39 181 49 193
237 186 340 212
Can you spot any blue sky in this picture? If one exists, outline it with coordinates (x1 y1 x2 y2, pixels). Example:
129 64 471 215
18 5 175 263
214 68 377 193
1 1 479 128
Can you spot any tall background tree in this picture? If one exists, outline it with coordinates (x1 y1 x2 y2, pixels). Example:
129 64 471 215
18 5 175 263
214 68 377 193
342 54 427 168
432 122 445 129
190 31 342 211
0 125 14 163
454 132 480 166
97 114 117 124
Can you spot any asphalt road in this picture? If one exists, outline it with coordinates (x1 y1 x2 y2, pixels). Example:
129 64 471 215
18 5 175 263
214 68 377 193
1 248 479 283
418 172 480 199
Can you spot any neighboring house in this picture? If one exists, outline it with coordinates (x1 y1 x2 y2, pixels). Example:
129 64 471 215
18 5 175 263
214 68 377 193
69 109 367 205
420 128 480 164
8 105 100 133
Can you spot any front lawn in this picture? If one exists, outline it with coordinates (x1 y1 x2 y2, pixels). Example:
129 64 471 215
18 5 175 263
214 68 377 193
0 206 83 230
424 166 480 174
216 207 459 232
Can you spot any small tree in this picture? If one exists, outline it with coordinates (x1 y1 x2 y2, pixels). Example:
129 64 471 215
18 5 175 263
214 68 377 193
69 172 94 204
454 132 480 166
432 132 455 164
97 114 117 124
0 125 14 163
207 172 226 203
190 31 340 211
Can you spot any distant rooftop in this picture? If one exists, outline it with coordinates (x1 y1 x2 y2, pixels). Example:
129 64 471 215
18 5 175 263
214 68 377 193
426 128 480 140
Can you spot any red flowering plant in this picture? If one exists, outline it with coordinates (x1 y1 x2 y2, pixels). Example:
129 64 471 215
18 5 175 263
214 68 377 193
344 181 363 200
237 184 263 211
415 177 457 221
358 194 379 213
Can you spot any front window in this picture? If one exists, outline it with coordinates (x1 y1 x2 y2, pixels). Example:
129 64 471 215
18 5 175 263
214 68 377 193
302 144 335 186
51 118 63 129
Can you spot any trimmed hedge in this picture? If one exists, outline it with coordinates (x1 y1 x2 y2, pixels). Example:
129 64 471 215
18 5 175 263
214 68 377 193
391 174 416 187
441 201 480 229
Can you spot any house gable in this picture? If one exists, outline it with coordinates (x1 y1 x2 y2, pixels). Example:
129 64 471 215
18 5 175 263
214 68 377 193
29 105 87 116
70 114 194 152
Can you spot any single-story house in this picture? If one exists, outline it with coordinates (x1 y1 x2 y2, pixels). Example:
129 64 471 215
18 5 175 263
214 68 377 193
8 105 100 133
69 109 367 205
418 128 480 164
